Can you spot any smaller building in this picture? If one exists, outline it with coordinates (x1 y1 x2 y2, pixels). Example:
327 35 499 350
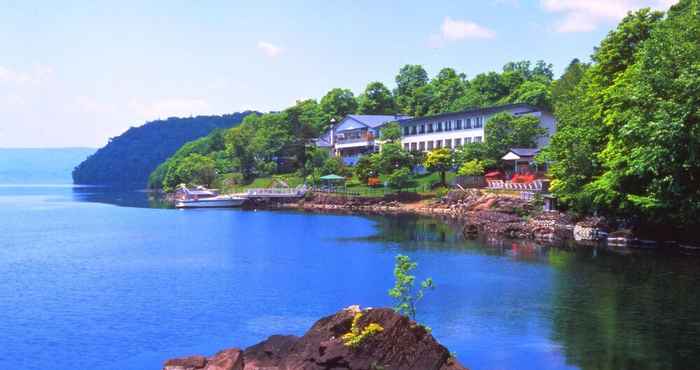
501 148 541 174
328 114 410 165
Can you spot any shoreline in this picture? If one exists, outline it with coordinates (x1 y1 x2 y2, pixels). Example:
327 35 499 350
246 190 698 252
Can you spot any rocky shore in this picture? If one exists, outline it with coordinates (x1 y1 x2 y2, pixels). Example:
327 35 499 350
163 306 468 370
254 190 604 246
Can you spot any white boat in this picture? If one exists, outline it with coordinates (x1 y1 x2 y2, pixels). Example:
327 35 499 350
174 185 246 208
175 195 246 208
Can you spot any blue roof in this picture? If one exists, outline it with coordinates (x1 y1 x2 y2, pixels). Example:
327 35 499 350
509 148 540 157
346 114 411 128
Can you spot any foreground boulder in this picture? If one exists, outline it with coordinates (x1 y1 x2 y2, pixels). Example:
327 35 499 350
163 306 468 370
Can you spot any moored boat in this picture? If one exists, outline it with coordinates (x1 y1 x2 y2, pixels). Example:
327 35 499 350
174 184 246 208
175 195 246 208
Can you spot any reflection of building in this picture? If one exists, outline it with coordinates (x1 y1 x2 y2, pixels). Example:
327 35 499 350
398 103 556 152
315 103 556 164
326 114 410 165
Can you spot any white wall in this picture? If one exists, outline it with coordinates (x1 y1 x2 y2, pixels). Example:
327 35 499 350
399 106 555 151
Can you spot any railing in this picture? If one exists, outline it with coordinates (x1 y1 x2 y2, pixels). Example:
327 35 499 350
335 137 373 144
312 184 434 198
245 187 307 197
486 180 547 192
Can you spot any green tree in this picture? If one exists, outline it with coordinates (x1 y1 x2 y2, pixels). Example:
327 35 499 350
321 156 349 177
457 159 485 176
162 153 217 191
454 142 497 170
424 148 453 186
354 155 378 183
387 167 414 189
585 1 700 224
540 8 664 213
320 88 357 127
373 142 412 175
304 146 330 181
484 112 547 162
357 81 396 114
380 121 402 142
388 254 434 321
394 64 429 116
551 58 588 110
425 68 468 115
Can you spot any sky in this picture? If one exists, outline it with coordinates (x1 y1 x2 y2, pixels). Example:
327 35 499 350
0 0 676 148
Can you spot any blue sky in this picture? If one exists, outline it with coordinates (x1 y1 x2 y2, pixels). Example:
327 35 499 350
0 0 675 148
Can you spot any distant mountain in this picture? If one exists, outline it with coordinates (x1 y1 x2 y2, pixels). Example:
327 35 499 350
0 148 95 184
72 112 255 187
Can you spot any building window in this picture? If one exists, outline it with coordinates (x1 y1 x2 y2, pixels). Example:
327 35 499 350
456 119 462 130
403 127 410 136
419 125 425 134
435 140 442 149
475 117 483 128
474 136 482 143
455 138 462 147
465 137 472 144
436 122 442 132
428 123 434 133
427 141 434 150
465 118 472 129
411 142 417 151
419 142 425 151
445 139 452 148
404 143 410 150
411 126 417 135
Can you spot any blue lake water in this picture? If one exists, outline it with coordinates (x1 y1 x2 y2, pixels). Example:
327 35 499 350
1 185 699 370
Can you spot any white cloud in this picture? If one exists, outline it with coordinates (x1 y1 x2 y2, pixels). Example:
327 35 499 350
257 41 283 57
441 17 496 40
0 65 53 85
428 17 495 48
541 0 677 32
128 98 211 121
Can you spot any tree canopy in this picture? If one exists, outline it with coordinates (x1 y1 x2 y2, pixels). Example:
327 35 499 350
73 112 254 187
542 3 700 231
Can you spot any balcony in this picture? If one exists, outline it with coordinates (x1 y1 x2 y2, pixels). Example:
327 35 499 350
335 132 375 148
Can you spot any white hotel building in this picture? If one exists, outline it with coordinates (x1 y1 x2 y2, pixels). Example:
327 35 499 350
397 103 556 152
316 104 556 165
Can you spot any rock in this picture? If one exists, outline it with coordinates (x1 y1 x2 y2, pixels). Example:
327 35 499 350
163 307 468 370
164 355 207 370
573 216 609 241
206 349 244 370
527 212 574 242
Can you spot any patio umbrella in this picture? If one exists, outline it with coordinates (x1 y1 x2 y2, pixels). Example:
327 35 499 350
319 174 345 181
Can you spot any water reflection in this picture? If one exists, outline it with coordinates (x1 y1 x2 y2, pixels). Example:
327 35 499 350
71 186 172 209
361 214 700 370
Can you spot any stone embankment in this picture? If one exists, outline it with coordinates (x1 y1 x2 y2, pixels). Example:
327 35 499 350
162 306 468 370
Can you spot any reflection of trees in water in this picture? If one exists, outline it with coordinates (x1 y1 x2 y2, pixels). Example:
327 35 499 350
71 187 173 209
549 250 700 370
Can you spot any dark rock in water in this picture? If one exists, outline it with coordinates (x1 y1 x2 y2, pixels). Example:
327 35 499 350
162 306 468 370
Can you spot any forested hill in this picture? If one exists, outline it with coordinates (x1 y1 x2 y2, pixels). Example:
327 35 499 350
72 112 255 187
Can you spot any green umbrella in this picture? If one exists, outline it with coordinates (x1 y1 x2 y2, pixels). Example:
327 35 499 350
319 174 345 181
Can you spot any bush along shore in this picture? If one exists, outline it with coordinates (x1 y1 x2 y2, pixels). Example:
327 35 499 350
248 189 696 250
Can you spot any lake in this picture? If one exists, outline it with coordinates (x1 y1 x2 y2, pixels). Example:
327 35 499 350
1 185 699 370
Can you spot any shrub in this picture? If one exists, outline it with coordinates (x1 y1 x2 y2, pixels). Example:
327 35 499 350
341 312 384 348
457 159 485 177
387 167 414 189
388 255 434 321
511 173 535 183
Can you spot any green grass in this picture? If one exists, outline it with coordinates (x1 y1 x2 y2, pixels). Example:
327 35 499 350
224 173 305 193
